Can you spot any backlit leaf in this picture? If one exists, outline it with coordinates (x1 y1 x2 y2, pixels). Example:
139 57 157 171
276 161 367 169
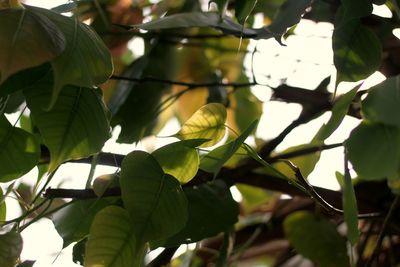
362 75 400 128
120 151 188 241
152 139 206 184
153 180 239 248
29 6 113 107
284 211 350 267
346 122 400 180
200 120 258 176
177 103 227 147
0 231 23 267
52 198 114 247
85 206 141 267
336 172 359 244
333 20 381 82
24 71 111 172
314 86 359 141
0 115 39 182
0 7 65 83
0 187 6 222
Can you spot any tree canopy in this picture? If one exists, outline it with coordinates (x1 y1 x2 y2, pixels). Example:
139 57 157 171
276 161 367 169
1 0 400 266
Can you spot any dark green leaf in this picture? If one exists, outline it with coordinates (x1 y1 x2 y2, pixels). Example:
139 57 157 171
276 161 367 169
362 75 400 128
341 0 372 22
0 115 39 182
85 206 142 267
333 21 382 82
16 261 35 267
0 63 51 98
24 71 111 172
72 238 86 265
0 231 23 267
346 122 400 180
235 0 258 24
29 6 113 107
152 139 206 184
0 7 65 83
256 0 312 41
336 172 359 244
51 198 114 247
200 120 258 176
153 180 239 248
284 211 350 267
120 151 188 241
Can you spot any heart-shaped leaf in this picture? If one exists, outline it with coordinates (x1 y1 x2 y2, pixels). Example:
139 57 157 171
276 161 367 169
24 71 111 172
120 151 188 242
284 211 350 267
362 75 400 128
346 122 400 180
333 20 381 83
28 6 113 107
153 180 239 248
0 115 39 182
152 139 206 184
85 206 141 267
176 103 227 147
0 7 65 83
0 231 23 267
200 120 258 176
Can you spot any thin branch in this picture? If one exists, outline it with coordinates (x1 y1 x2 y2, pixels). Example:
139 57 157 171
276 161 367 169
110 75 258 88
43 188 121 199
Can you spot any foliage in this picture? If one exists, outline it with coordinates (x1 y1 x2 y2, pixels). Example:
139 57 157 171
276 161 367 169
1 0 400 266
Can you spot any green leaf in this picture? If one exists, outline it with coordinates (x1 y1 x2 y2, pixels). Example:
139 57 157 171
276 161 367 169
153 180 239 248
176 103 227 148
273 143 321 179
0 231 23 267
85 206 142 267
135 12 257 37
284 211 350 267
0 187 6 223
24 71 111 172
235 0 258 24
200 120 258 176
93 173 119 197
120 151 188 242
336 172 359 244
52 198 114 247
333 20 382 82
0 115 40 182
0 7 65 83
72 238 86 265
257 0 312 41
233 80 262 133
362 75 400 128
29 6 113 107
243 144 288 179
346 122 400 180
152 139 206 184
341 0 372 22
314 86 359 141
0 63 51 98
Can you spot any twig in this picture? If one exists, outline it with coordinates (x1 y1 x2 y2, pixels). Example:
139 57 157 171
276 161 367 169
43 188 121 199
110 75 258 88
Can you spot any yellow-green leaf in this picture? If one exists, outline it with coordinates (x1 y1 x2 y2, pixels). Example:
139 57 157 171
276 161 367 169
176 103 227 147
85 206 142 267
152 139 206 184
